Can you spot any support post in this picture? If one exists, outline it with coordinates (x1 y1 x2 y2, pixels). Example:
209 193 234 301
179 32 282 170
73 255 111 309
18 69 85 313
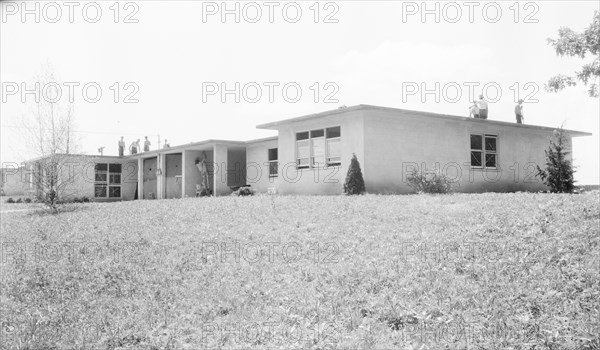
137 157 143 200
213 144 229 196
181 150 187 198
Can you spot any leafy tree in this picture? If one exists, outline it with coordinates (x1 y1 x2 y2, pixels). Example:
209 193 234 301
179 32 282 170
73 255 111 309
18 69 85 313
343 153 366 195
536 128 576 193
546 11 599 97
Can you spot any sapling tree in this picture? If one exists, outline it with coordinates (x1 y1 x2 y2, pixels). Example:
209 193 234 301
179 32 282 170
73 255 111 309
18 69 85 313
343 153 366 195
536 128 576 193
20 63 85 212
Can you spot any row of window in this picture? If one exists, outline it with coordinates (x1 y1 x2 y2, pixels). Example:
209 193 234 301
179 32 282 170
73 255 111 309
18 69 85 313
470 134 497 168
296 126 341 169
95 163 122 198
93 132 497 195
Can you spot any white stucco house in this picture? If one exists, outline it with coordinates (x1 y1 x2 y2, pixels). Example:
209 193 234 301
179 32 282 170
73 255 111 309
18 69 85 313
3 105 591 200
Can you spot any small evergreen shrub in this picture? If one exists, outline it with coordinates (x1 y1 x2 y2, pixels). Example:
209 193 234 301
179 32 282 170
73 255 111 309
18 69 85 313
24 198 32 203
233 186 254 196
6 197 15 204
536 128 575 193
343 154 366 195
407 169 454 194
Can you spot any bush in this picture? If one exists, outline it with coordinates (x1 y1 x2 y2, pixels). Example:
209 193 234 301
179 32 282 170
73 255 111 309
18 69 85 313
343 154 366 195
407 169 455 194
23 198 32 203
536 127 575 193
15 198 23 203
197 188 212 197
5 197 15 204
71 196 91 203
233 186 254 196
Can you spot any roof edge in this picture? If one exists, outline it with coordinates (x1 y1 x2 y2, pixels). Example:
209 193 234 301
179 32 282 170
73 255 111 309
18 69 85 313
256 104 592 137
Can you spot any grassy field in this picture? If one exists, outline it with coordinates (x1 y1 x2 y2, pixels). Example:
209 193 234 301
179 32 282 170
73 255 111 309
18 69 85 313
1 193 599 349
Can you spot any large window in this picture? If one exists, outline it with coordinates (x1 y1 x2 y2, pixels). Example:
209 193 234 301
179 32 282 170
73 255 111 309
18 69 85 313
95 163 122 198
470 134 497 168
268 148 278 177
296 126 341 169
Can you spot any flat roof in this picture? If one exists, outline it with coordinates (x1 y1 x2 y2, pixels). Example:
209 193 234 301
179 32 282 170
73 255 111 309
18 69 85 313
256 104 592 137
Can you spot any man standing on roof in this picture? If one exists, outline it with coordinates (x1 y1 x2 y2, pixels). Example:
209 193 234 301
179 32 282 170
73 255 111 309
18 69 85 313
163 139 170 148
118 136 125 157
469 101 480 118
515 99 524 124
144 136 151 152
477 94 488 120
130 140 138 155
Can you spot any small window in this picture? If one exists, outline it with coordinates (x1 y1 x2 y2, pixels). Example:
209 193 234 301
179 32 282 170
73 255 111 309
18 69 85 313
296 132 309 141
471 151 482 167
95 164 107 171
109 186 121 198
95 184 107 198
268 148 278 177
109 164 122 173
484 135 497 168
268 148 278 161
485 153 497 168
109 174 121 184
326 126 341 139
485 137 496 152
470 135 482 150
470 134 497 169
310 129 324 138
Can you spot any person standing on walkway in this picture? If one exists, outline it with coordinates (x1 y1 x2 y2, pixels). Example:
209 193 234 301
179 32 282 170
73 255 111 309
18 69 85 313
118 136 125 156
515 99 524 124
144 136 151 152
477 95 488 119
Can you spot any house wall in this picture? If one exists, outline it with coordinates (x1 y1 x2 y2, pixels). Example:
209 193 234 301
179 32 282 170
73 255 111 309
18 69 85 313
120 159 138 201
362 109 559 193
1 166 28 196
17 156 138 202
246 139 279 193
270 110 365 195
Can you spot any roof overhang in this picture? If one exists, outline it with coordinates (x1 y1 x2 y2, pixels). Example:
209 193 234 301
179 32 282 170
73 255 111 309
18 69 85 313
256 104 592 137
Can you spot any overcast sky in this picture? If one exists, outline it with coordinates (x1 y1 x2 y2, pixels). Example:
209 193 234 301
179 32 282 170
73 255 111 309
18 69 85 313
1 1 598 184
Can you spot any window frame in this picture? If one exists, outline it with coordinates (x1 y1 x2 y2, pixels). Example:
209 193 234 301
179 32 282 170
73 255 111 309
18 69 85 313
296 126 341 169
94 163 122 199
267 148 278 178
470 134 498 170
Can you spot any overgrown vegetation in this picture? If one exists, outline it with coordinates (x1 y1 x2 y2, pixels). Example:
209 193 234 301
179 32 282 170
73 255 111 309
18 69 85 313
537 128 576 193
232 186 255 196
1 193 598 349
406 169 455 194
343 153 366 195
